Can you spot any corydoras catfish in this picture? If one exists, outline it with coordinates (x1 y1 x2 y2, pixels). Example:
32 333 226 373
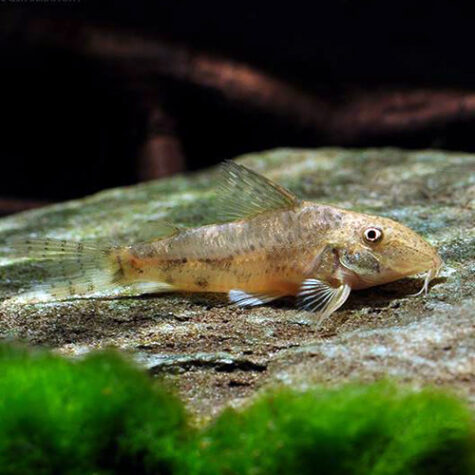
5 161 442 324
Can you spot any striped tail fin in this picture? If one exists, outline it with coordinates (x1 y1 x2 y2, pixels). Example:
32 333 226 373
3 238 122 304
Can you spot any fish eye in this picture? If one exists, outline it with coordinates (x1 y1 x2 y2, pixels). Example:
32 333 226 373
363 227 383 244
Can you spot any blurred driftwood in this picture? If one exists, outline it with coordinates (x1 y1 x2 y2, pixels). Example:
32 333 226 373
137 104 185 181
4 15 475 192
330 89 475 142
0 198 49 216
19 19 475 139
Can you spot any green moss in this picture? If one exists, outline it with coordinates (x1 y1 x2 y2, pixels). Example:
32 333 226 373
0 344 473 475
196 384 474 475
0 344 190 475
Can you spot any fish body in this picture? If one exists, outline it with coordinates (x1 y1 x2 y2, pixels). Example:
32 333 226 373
116 205 336 296
115 203 425 294
5 162 442 324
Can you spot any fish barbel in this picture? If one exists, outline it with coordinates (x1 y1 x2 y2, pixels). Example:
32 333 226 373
5 162 442 324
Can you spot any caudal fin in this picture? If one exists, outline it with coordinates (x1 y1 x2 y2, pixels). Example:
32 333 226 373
3 238 122 304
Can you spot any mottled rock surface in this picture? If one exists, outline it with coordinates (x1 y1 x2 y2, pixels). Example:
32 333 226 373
0 148 473 415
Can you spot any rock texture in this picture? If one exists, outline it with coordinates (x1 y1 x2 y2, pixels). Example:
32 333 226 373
0 148 473 415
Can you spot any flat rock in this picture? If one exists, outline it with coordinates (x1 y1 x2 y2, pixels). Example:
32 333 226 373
0 148 473 415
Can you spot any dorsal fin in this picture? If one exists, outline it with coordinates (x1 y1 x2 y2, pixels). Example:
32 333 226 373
218 161 299 221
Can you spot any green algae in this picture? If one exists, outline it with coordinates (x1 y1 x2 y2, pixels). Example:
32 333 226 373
196 384 474 475
0 344 473 475
0 344 190 475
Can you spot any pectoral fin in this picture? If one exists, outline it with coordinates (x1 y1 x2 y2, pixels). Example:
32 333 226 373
218 161 299 221
298 279 351 324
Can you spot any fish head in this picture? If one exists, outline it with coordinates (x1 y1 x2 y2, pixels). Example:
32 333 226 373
335 213 442 291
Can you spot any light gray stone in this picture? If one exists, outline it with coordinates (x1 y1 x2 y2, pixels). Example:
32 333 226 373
0 148 473 415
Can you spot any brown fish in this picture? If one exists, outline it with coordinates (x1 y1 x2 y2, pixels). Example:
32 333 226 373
5 162 442 324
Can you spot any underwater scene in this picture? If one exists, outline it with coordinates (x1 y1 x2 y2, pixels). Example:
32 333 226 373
0 2 473 474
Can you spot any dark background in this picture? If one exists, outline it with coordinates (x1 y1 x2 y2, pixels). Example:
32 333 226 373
1 0 474 213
